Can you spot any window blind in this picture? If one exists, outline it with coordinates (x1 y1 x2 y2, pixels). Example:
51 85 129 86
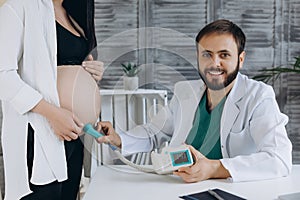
285 0 300 163
95 0 139 89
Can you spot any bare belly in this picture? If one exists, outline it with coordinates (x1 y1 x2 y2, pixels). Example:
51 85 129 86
57 65 101 125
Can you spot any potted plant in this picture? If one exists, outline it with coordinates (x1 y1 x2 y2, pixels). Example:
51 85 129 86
122 62 141 90
253 56 300 83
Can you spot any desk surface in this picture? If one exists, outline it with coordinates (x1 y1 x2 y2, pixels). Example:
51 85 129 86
83 165 300 200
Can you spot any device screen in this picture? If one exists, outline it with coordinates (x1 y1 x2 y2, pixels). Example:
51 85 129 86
172 151 189 165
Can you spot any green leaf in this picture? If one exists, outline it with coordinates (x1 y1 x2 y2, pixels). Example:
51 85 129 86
121 62 140 77
253 56 300 83
294 56 300 69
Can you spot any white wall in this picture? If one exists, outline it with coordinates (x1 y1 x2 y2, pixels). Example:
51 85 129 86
0 2 6 198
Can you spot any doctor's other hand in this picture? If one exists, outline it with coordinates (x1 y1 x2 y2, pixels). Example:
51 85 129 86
95 121 122 148
173 145 230 183
82 54 104 82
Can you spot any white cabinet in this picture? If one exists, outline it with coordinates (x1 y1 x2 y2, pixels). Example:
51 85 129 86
90 89 168 174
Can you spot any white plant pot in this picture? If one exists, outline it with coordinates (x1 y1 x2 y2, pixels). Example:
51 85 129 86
124 76 139 90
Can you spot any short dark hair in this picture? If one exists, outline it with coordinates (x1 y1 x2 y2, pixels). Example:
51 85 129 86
196 19 246 55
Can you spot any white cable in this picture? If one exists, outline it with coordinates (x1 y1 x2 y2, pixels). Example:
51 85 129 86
114 150 156 173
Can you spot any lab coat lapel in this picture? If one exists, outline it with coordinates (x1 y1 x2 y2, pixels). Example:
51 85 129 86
171 80 206 145
220 73 245 157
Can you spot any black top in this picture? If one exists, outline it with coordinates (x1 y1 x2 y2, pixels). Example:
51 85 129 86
56 21 89 65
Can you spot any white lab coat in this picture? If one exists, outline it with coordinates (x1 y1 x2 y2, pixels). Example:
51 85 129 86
0 1 67 199
120 73 292 182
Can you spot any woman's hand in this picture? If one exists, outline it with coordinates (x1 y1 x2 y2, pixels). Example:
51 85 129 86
82 54 104 82
31 99 84 141
173 145 230 183
47 107 84 141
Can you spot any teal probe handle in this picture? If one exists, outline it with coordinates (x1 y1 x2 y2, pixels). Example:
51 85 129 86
83 123 117 151
83 123 104 138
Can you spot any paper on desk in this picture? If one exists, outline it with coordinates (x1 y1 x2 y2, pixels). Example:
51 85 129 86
179 188 246 200
278 192 300 200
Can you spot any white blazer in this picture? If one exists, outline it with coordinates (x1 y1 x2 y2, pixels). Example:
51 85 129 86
0 1 67 199
120 73 292 182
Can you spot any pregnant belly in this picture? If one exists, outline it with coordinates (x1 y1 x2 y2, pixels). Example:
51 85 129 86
57 65 101 125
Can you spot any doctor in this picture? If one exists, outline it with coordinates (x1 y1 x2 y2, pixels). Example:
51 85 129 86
96 19 292 182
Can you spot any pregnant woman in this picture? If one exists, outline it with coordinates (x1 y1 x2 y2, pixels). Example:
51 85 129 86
0 0 103 199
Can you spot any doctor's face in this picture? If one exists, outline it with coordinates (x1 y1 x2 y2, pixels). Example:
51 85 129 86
197 33 245 90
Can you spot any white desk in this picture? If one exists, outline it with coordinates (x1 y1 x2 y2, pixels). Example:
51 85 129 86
83 165 300 200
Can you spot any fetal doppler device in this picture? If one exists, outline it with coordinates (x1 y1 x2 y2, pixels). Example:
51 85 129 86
83 123 194 174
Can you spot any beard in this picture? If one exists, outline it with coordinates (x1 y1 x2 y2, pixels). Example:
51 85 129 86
199 60 240 91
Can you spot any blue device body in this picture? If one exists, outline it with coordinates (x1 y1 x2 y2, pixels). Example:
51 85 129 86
83 123 117 151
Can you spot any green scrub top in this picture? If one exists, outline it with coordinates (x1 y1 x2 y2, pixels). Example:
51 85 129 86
186 91 226 159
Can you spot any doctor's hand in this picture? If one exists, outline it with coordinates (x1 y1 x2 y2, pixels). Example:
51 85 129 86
173 145 231 183
82 54 104 82
95 121 122 148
